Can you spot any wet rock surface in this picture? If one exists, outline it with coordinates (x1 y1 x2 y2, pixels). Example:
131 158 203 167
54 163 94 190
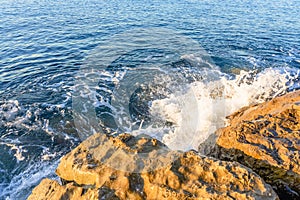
28 133 278 200
199 90 300 199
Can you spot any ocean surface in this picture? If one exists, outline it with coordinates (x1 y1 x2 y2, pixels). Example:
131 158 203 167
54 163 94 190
0 0 300 199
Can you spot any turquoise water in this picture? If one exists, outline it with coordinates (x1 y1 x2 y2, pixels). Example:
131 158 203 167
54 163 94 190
0 0 300 199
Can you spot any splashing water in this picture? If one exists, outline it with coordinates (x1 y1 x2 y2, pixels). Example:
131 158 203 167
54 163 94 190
131 67 300 151
75 55 300 152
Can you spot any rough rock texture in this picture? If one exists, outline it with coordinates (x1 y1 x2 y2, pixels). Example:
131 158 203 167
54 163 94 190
28 178 101 200
28 133 278 200
199 90 300 199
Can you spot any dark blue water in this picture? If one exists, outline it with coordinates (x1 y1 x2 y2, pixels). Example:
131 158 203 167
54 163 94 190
0 0 300 199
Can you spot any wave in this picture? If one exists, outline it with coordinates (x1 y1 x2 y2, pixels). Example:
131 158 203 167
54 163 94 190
145 67 300 150
73 51 300 151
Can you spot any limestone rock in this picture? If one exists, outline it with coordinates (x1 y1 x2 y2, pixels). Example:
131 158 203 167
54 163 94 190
199 90 300 199
28 133 278 200
27 178 101 200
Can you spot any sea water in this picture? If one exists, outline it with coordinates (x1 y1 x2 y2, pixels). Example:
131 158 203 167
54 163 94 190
0 0 300 199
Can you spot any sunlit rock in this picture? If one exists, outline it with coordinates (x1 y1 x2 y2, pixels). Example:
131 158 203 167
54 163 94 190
200 90 300 199
28 133 278 200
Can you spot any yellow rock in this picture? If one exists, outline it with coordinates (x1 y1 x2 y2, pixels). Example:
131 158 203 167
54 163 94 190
200 90 300 199
29 133 278 199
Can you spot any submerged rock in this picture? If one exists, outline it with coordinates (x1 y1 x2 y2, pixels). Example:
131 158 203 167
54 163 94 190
28 133 278 200
199 90 300 199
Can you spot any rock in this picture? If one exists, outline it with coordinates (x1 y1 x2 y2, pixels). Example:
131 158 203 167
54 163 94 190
199 90 300 199
27 178 101 200
28 133 278 200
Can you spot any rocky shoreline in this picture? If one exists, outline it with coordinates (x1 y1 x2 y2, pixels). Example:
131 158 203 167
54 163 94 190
28 90 300 200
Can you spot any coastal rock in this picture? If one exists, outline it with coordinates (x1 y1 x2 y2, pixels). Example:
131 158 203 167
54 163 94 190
27 178 100 200
199 90 300 199
28 133 278 200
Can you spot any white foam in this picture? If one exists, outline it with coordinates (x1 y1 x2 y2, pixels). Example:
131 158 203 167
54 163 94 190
4 143 26 161
144 67 300 151
72 60 299 151
0 160 59 200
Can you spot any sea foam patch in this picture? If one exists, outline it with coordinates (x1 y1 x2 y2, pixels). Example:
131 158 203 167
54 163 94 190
147 67 300 150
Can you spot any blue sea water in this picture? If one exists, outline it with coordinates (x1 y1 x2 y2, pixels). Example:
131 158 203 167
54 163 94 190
0 0 300 199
